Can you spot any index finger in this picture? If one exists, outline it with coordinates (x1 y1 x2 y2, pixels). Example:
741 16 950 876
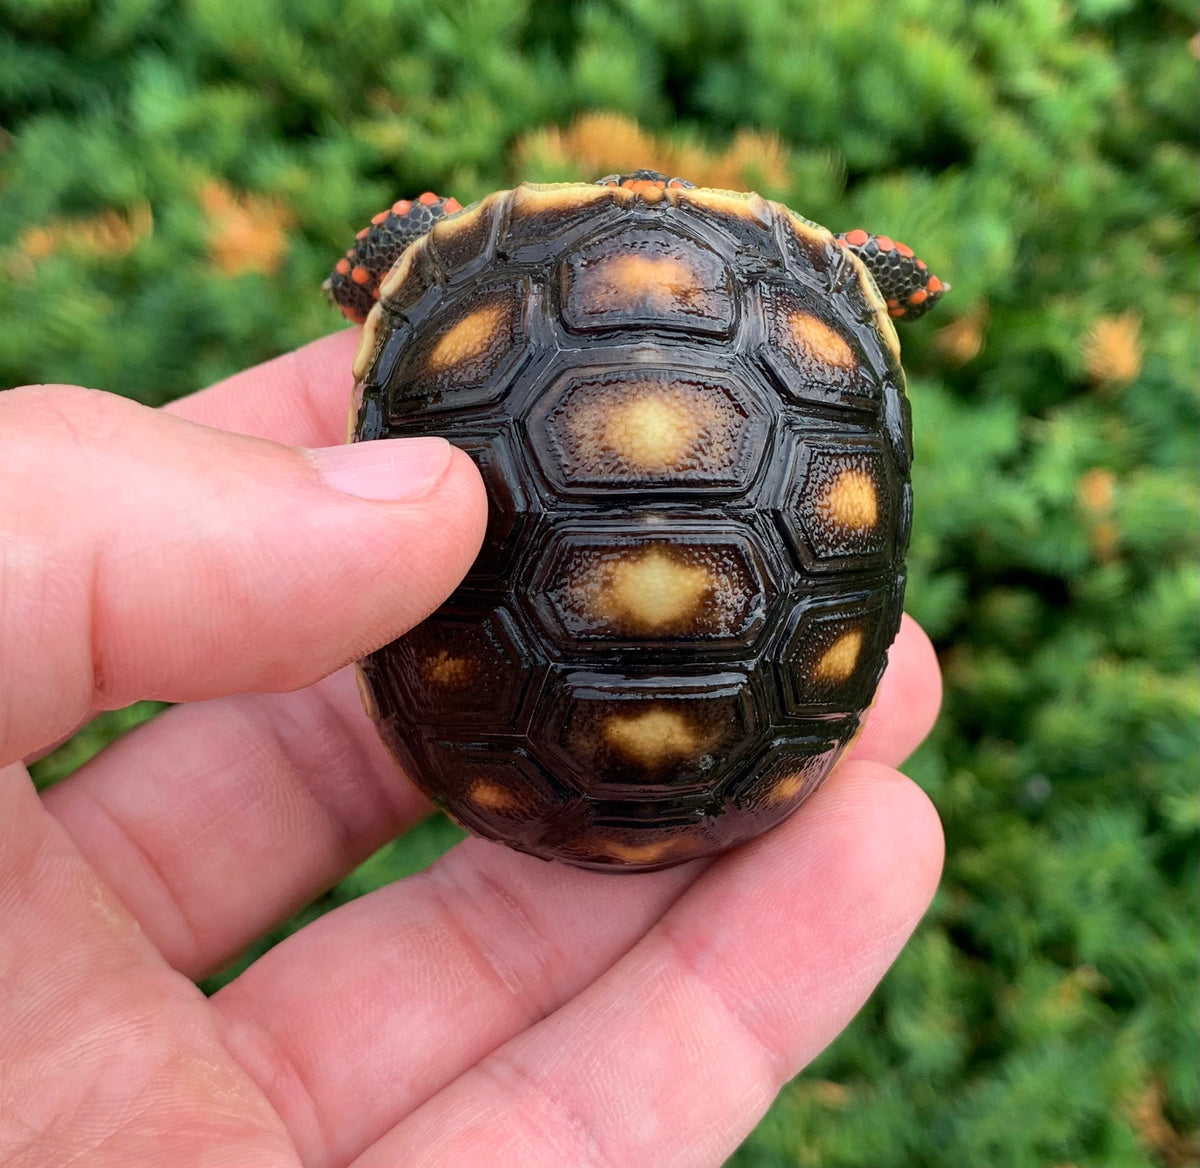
345 762 944 1168
165 328 361 444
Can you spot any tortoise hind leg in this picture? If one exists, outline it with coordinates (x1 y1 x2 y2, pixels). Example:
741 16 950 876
324 192 462 323
836 228 950 321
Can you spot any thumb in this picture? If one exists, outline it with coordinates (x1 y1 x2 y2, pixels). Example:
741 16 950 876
0 384 486 766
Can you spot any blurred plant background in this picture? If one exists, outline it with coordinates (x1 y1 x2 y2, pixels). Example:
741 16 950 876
4 0 1198 1164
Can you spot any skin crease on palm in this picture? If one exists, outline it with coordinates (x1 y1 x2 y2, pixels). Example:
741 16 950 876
0 326 944 1168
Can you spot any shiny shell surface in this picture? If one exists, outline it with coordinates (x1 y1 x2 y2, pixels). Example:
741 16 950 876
351 182 912 872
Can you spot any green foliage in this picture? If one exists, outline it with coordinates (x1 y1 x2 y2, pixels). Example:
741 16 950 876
7 0 1197 1164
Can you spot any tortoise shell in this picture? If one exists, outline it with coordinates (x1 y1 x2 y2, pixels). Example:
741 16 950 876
349 181 912 872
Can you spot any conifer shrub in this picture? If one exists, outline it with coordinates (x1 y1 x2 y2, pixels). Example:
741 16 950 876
6 2 1197 1163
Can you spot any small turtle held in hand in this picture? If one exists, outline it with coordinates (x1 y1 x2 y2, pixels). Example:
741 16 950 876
326 170 949 872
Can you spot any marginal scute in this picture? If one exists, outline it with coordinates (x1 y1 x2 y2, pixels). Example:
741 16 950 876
378 233 431 301
417 745 565 832
679 186 772 226
772 205 841 277
588 837 681 864
783 207 835 251
351 300 386 381
765 771 807 805
878 309 902 364
511 181 628 215
731 738 845 811
430 191 498 240
426 190 503 273
354 663 379 721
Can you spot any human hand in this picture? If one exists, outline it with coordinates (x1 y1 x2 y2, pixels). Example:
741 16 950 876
0 330 943 1168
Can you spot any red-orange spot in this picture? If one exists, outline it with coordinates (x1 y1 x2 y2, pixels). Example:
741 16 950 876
355 227 369 239
393 199 412 215
372 287 380 298
335 257 351 275
894 241 914 258
624 178 667 192
443 197 463 213
889 306 907 318
341 305 367 324
875 235 895 251
418 191 439 205
371 211 388 225
844 228 869 247
908 288 929 305
886 298 900 308
917 259 927 271
668 178 687 188
351 265 371 285
927 275 945 294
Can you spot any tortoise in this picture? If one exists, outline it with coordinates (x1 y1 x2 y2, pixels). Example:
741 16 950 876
325 170 948 872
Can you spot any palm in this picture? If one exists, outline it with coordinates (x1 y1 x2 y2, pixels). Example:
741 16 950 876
0 331 942 1168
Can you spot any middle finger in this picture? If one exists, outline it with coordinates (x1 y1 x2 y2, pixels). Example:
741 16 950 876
42 615 938 984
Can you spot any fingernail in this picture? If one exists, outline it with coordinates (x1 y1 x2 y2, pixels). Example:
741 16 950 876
310 437 453 501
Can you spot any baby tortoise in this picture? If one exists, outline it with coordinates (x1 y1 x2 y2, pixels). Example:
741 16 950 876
326 170 949 872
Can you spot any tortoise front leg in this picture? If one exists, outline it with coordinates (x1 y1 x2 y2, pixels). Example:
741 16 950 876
836 229 950 321
324 192 462 323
